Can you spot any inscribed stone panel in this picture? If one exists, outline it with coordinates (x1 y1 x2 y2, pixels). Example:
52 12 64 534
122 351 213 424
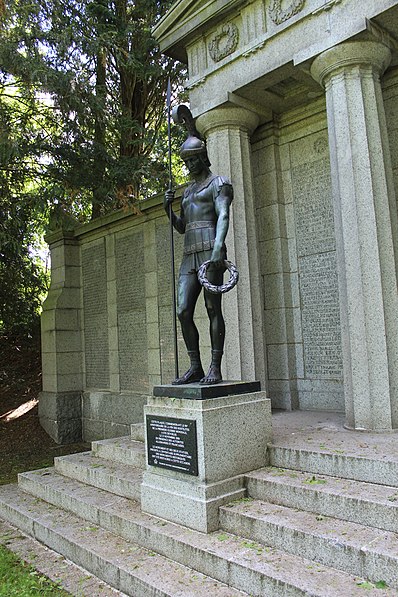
115 231 148 391
156 220 187 383
292 157 342 380
158 306 189 385
299 252 343 379
156 221 184 308
82 242 109 388
292 159 335 257
116 232 145 312
118 310 148 392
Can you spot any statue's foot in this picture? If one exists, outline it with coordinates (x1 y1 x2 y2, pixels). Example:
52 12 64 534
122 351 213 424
200 365 222 385
172 366 205 385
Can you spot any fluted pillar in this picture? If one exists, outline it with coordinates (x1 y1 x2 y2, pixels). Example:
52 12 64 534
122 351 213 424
311 41 398 430
196 106 266 385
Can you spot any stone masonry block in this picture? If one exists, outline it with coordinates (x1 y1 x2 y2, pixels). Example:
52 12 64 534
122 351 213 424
82 391 147 425
146 297 159 324
39 391 82 420
264 272 300 309
255 172 281 208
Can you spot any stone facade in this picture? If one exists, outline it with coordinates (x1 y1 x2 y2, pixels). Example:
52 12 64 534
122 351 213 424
153 0 398 432
40 0 398 440
40 194 210 442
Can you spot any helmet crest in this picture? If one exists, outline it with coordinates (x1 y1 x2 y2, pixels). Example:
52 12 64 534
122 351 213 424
172 105 209 163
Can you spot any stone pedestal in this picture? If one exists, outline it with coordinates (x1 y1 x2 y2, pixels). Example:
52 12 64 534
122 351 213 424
141 384 271 532
311 41 398 431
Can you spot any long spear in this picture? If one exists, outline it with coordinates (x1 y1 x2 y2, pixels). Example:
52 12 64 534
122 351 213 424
167 78 179 380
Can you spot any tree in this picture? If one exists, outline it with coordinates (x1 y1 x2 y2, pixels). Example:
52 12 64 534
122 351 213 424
0 0 185 332
0 0 184 217
0 88 50 333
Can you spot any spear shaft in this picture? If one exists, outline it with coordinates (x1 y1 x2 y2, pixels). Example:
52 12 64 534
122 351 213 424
167 78 179 380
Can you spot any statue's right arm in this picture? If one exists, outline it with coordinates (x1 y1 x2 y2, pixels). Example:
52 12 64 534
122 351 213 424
164 190 186 234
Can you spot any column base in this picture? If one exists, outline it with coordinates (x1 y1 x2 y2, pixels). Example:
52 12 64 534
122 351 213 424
141 386 271 533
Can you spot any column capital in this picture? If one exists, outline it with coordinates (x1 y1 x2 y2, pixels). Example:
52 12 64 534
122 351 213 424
311 41 391 87
196 105 259 138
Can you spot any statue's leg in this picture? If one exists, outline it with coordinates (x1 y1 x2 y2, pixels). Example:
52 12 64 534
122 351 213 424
172 272 204 385
201 268 225 385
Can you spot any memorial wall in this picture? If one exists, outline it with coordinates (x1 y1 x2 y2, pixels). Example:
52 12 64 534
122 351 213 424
62 198 206 441
251 98 342 411
40 64 398 441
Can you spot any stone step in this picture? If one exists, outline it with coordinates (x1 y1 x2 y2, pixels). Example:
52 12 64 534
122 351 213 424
130 423 145 442
0 518 129 597
91 436 146 468
219 498 398 587
246 467 398 533
53 452 142 501
0 484 246 597
268 444 398 487
13 469 391 597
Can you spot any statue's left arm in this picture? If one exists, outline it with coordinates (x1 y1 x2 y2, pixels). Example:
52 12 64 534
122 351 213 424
211 179 233 266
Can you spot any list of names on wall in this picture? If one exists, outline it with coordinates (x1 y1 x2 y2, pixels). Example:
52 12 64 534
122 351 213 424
299 252 343 379
292 156 343 380
82 242 110 388
115 232 148 391
146 415 198 476
292 159 335 258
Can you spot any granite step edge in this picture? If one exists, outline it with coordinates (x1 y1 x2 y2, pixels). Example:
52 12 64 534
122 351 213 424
91 437 146 468
0 484 246 597
53 452 142 500
0 518 129 597
14 469 391 597
130 423 145 442
219 497 398 587
268 444 398 487
246 467 398 533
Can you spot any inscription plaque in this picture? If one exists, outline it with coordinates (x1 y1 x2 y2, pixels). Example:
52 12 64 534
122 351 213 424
146 415 198 476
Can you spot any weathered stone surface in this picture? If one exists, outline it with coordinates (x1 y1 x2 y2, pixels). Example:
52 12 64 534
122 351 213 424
141 391 271 532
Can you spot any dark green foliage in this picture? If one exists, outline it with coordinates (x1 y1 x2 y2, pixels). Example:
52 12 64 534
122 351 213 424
0 0 185 332
0 0 185 215
0 88 50 334
0 199 49 334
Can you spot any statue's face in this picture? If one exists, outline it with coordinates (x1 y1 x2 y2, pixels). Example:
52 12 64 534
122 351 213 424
184 155 206 175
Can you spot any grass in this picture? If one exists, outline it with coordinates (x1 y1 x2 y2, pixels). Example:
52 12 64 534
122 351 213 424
0 544 71 596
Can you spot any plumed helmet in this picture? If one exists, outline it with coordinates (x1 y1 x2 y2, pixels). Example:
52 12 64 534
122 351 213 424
179 135 207 160
172 104 210 165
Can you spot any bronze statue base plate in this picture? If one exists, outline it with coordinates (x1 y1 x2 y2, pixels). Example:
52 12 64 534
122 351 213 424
153 380 261 400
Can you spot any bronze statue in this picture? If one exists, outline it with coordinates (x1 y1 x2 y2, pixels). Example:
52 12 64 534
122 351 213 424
165 106 233 385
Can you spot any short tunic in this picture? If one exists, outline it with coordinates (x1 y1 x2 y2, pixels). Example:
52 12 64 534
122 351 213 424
179 174 232 276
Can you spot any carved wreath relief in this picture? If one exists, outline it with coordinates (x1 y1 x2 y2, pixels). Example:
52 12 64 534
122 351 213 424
269 0 306 25
208 23 239 62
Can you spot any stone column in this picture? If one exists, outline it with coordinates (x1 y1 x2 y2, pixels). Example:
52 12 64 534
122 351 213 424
311 41 398 430
196 106 266 386
39 229 83 442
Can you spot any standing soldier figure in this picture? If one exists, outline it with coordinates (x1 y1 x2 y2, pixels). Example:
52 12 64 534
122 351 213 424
164 106 233 385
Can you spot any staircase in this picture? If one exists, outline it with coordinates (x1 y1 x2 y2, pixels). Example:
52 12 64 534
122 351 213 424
0 412 397 596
